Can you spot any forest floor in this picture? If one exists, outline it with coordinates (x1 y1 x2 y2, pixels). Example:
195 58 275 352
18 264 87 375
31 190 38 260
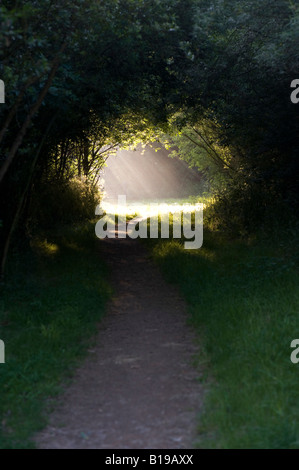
34 236 204 449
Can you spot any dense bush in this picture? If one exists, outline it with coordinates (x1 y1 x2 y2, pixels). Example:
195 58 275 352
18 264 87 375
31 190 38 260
29 177 101 230
204 182 298 238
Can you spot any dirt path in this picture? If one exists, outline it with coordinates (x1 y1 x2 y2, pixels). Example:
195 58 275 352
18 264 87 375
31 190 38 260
35 238 204 449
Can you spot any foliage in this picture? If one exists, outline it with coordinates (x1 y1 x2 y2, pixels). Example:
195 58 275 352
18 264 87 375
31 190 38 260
0 222 111 449
0 0 192 275
159 116 234 193
29 177 102 231
148 228 299 449
184 0 299 213
1 0 298 449
0 0 298 266
153 0 299 233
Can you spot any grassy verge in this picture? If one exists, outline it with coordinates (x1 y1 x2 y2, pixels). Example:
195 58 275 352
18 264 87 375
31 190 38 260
146 226 299 449
0 222 111 449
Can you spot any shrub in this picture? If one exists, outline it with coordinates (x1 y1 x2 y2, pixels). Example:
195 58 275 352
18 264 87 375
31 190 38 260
29 177 101 230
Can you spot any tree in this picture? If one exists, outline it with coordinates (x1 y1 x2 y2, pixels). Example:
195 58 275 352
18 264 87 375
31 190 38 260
163 0 299 230
0 0 196 277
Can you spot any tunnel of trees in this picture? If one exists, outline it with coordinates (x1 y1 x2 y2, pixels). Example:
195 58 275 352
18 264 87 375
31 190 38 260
0 0 298 278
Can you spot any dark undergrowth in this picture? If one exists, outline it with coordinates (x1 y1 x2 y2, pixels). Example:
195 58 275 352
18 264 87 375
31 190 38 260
0 222 111 449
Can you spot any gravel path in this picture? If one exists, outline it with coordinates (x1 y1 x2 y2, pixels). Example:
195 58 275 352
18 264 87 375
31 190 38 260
35 238 204 449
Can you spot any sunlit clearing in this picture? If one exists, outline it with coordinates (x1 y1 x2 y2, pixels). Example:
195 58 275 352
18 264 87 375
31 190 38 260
101 200 204 219
101 144 204 207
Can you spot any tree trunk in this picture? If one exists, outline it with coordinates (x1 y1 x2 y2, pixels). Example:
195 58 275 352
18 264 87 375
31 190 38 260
0 42 66 185
83 138 90 178
0 73 48 146
0 114 57 280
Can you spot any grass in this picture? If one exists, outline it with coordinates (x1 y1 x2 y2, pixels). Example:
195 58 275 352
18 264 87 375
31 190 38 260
146 225 299 449
0 221 111 449
1 196 298 449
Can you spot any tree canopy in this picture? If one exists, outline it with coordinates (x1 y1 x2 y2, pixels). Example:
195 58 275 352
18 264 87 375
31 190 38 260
0 0 298 275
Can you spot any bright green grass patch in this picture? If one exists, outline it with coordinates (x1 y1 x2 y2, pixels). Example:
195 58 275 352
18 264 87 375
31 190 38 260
148 230 299 449
0 222 111 449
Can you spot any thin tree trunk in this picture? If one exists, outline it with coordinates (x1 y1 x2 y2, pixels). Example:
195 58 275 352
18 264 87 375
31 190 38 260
0 114 57 280
192 127 236 172
0 42 66 185
83 138 90 178
0 73 49 145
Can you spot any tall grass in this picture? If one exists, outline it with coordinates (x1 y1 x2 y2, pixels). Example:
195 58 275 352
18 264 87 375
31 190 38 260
148 227 299 448
0 222 111 449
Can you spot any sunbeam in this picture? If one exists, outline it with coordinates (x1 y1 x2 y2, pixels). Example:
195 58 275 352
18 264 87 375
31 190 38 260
101 143 203 205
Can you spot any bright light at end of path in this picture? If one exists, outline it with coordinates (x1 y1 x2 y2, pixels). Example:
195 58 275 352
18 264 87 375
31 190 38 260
101 199 204 218
96 196 204 250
